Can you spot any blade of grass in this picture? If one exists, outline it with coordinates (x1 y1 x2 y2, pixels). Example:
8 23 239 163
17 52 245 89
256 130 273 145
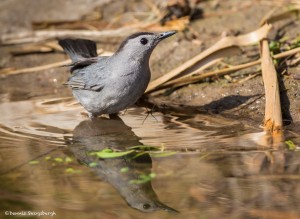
89 149 134 159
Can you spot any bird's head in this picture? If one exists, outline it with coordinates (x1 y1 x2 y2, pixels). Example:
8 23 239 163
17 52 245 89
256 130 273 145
114 31 177 61
129 200 179 213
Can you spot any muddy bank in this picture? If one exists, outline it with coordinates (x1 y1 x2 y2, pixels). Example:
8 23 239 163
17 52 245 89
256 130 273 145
0 0 299 127
146 76 300 127
145 1 300 126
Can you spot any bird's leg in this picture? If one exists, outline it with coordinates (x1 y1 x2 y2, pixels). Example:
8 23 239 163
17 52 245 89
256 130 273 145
109 113 120 119
120 109 127 116
88 112 98 119
142 105 158 124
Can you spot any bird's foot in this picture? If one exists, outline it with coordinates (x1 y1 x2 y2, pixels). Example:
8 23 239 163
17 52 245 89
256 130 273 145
142 105 158 124
88 112 98 119
119 109 127 116
109 113 120 120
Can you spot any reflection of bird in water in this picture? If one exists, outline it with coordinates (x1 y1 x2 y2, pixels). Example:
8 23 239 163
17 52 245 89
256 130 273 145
70 116 178 213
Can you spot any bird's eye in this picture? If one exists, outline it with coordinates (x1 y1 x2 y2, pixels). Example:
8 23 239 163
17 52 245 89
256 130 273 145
143 203 151 209
140 38 148 45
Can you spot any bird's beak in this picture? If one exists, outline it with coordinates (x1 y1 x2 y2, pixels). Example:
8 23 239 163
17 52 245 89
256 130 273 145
156 201 179 213
157 30 177 41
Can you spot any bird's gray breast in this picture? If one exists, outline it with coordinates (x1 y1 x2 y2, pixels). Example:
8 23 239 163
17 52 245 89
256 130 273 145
111 61 151 109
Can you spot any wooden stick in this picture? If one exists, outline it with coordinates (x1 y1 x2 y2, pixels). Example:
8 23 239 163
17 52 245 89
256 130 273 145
260 39 283 135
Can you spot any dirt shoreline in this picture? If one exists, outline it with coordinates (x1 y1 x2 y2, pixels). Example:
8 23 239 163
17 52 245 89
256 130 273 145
0 0 299 128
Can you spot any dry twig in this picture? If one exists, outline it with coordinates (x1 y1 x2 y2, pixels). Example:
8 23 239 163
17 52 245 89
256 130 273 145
260 39 283 135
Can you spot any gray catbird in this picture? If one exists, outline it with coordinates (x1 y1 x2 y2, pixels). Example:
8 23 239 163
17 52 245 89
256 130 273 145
59 31 176 118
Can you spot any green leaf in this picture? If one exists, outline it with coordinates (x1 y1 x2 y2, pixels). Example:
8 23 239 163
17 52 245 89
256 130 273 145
149 173 156 178
54 157 64 163
139 174 150 180
150 152 176 157
90 149 134 158
101 148 114 153
269 40 281 51
29 160 39 165
120 167 129 173
65 167 74 173
45 156 51 160
131 152 147 160
129 173 156 184
65 168 82 174
65 157 73 163
129 178 149 184
285 140 297 150
88 162 98 167
129 145 160 151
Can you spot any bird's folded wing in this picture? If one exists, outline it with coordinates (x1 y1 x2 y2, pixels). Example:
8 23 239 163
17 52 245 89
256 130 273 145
65 58 109 92
65 73 106 92
69 57 99 72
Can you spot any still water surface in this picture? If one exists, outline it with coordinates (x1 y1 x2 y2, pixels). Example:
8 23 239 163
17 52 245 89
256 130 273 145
0 86 300 219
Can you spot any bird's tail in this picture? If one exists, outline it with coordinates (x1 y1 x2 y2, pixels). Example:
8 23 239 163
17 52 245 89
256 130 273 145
58 39 98 62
